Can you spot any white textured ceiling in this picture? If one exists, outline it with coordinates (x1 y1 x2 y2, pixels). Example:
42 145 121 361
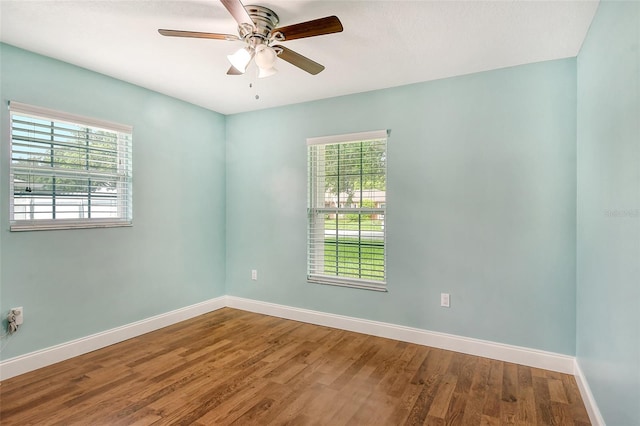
0 0 599 115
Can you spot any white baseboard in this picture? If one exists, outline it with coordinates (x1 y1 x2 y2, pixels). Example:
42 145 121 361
1 294 601 423
225 296 576 374
0 296 226 381
574 359 606 426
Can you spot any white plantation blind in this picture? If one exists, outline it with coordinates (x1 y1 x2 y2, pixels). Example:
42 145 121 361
307 130 388 291
9 101 133 231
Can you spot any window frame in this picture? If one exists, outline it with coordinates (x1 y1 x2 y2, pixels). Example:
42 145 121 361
8 101 133 231
307 130 388 291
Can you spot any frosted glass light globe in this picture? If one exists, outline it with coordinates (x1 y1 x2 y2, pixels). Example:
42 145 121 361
254 45 277 69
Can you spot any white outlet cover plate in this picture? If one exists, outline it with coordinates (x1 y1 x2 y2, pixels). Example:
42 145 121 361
440 294 450 308
12 307 24 325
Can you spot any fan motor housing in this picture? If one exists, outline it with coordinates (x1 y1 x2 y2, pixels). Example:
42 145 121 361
239 5 279 41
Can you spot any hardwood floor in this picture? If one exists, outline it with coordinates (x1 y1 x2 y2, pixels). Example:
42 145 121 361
0 308 590 425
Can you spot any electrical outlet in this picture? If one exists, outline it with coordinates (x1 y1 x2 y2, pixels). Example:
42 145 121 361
11 307 23 325
440 293 450 308
251 269 258 281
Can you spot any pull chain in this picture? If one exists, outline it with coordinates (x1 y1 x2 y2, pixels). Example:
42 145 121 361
249 82 260 100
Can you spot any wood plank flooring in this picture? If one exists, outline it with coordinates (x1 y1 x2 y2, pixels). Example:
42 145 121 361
0 308 591 425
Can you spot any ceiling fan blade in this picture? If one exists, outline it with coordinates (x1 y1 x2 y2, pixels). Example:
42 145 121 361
220 0 254 27
227 66 243 75
274 45 325 75
273 16 343 41
158 29 239 41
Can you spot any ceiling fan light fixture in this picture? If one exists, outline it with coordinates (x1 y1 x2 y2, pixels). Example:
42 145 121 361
227 47 254 73
255 44 277 69
258 66 277 79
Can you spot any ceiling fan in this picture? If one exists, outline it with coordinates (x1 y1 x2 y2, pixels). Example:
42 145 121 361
158 0 343 78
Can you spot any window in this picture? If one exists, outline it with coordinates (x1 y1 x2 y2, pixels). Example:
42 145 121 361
307 130 388 291
9 101 132 231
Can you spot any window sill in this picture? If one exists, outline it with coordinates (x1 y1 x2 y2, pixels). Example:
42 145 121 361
10 220 132 232
307 275 387 292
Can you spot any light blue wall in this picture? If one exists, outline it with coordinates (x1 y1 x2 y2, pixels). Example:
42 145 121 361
0 44 227 360
576 1 640 425
226 59 577 355
0 39 581 368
